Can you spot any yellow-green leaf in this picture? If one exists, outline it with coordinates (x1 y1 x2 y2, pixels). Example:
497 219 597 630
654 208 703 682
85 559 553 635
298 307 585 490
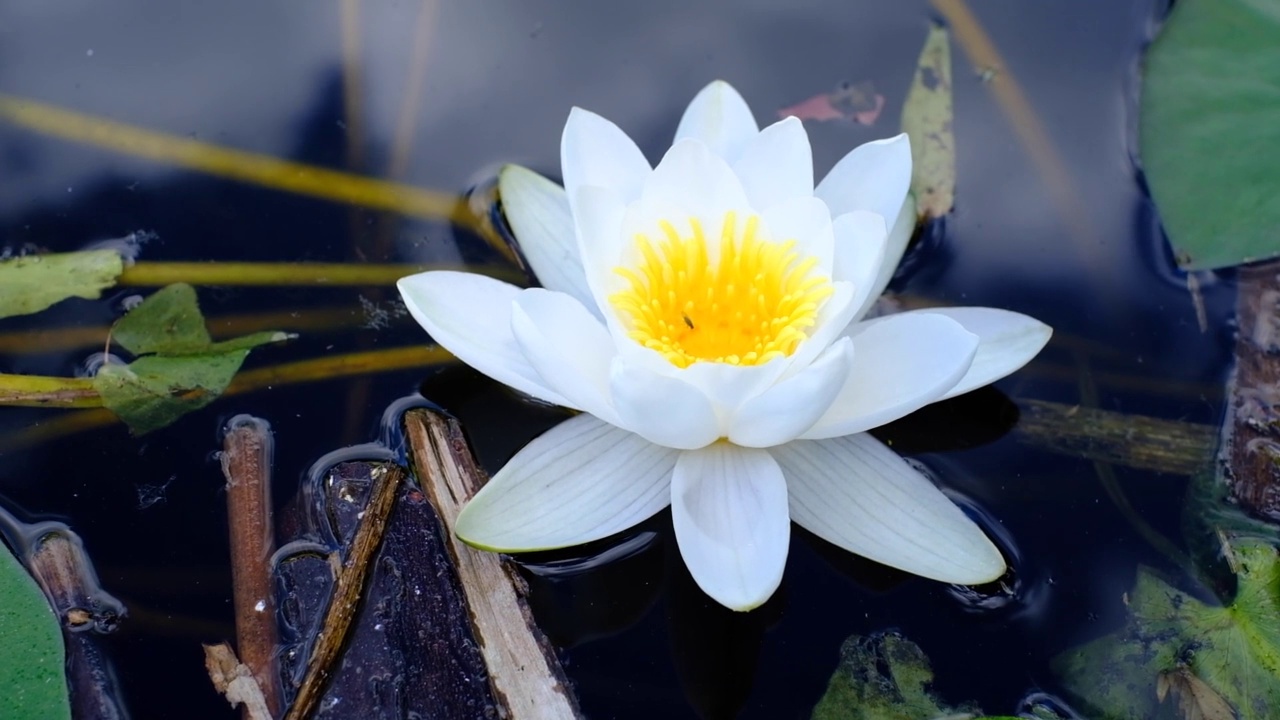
0 250 124 319
93 283 290 434
900 24 954 220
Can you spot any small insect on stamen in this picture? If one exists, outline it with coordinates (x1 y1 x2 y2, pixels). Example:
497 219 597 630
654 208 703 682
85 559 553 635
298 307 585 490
682 313 695 330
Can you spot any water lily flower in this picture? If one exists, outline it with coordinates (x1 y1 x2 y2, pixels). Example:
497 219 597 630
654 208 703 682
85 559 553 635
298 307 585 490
398 80 1051 611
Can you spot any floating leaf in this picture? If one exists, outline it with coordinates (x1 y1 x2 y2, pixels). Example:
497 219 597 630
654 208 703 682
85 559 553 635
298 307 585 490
1140 0 1280 269
900 24 954 220
0 250 124 319
1054 538 1280 719
93 283 290 434
0 543 71 720
811 631 978 719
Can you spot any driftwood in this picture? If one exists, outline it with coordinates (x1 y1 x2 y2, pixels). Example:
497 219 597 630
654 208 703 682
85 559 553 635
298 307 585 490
274 459 500 719
1219 261 1280 521
404 408 584 720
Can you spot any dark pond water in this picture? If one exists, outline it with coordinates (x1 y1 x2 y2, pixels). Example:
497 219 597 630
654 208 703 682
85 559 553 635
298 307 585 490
0 0 1237 718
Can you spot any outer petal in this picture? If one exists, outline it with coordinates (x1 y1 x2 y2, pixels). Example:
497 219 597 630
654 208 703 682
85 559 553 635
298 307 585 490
728 338 854 447
923 307 1052 399
397 271 570 407
671 443 790 611
775 434 1006 584
854 193 917 320
610 360 722 450
561 107 651 211
673 80 759 164
801 313 978 439
815 133 912 229
498 165 597 315
511 288 619 424
831 210 889 317
732 116 814 209
456 415 677 551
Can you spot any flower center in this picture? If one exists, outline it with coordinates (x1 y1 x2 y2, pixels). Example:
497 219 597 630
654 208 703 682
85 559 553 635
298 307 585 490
609 211 833 368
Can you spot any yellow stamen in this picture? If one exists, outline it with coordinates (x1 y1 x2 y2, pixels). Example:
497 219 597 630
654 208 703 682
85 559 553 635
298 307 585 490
609 212 833 368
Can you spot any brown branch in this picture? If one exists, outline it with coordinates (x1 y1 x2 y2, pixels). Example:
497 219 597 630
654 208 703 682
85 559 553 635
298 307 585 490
220 416 281 718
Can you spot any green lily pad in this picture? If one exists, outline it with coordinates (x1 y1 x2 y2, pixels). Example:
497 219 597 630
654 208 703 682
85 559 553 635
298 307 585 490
0 250 124 319
1054 538 1280 719
0 542 71 720
93 283 290 434
900 23 954 220
1140 0 1280 270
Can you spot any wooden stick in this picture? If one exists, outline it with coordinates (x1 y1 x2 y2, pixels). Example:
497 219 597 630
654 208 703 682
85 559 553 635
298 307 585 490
281 463 404 720
404 408 583 719
220 416 282 718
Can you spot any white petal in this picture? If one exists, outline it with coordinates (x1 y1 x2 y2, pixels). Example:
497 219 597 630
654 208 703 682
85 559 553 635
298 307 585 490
397 271 569 407
673 80 759 164
671 443 790 610
511 289 619 424
729 338 854 447
831 210 889 319
760 196 834 273
815 133 912 228
610 360 722 450
854 193 918 320
572 185 630 318
801 313 978 439
561 107 651 211
639 138 753 227
922 307 1052 399
455 415 677 551
732 116 814 208
775 434 1005 584
498 165 597 315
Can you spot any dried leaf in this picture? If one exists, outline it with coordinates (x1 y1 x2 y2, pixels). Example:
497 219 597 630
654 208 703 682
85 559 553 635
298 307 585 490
900 24 955 219
1158 667 1236 720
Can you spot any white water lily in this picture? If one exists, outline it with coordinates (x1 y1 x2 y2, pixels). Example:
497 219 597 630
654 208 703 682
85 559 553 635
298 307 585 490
398 80 1051 611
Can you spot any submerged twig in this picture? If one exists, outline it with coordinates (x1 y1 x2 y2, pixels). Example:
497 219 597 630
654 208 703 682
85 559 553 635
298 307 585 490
1013 399 1215 476
404 408 584 719
282 463 405 720
220 416 282 717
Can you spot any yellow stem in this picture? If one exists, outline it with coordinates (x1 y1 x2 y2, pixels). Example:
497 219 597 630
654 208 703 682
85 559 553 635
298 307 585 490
0 374 100 408
117 261 523 287
0 346 458 448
